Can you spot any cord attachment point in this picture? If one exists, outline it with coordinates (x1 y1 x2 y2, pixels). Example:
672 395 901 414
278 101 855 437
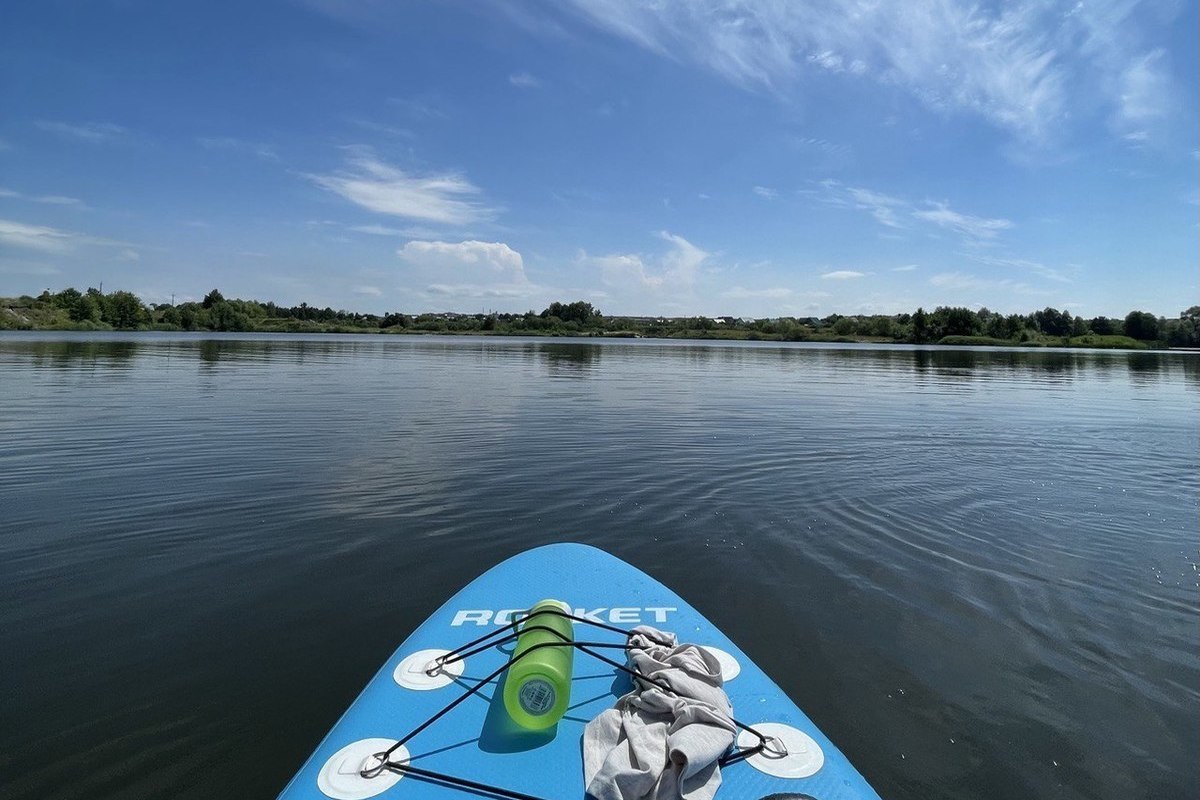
316 739 406 799
393 648 465 690
736 723 824 779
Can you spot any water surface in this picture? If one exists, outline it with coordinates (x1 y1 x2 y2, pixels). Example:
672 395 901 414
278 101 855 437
1 333 1196 800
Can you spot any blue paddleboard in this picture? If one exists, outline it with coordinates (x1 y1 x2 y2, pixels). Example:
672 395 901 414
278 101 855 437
278 543 881 799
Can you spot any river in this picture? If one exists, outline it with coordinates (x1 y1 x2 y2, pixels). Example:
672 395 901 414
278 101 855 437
1 332 1196 800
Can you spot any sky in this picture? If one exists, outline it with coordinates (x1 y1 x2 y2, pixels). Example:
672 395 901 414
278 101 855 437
0 0 1196 318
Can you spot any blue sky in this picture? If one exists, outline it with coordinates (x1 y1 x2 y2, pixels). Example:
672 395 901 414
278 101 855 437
0 0 1195 317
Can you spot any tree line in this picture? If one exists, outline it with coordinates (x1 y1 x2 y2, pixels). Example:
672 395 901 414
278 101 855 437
3 286 1198 349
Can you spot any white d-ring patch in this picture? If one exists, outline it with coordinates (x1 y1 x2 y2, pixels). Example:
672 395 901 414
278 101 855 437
736 722 825 779
393 648 464 690
317 738 407 799
700 646 741 682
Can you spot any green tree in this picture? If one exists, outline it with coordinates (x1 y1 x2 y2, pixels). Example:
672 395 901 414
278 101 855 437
1033 307 1072 337
1089 316 1118 335
541 301 601 325
911 307 929 343
52 287 83 310
70 293 101 323
1166 306 1200 347
202 289 225 309
105 291 147 329
1123 310 1160 341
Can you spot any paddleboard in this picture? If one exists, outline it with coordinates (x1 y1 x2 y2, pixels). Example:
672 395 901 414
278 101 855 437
278 543 881 799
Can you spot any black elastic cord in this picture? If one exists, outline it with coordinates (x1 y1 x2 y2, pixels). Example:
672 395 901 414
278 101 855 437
360 607 777 795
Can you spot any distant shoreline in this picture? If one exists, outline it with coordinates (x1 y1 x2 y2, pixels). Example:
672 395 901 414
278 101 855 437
1 325 1181 352
5 289 1196 351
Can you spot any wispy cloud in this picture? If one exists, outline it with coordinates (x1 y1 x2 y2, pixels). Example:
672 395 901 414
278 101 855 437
929 271 1046 296
348 223 444 237
892 264 918 272
549 0 1172 147
509 71 544 89
966 253 1074 283
817 180 1011 243
553 1 1070 142
35 120 128 143
913 202 1012 241
307 149 492 225
752 185 778 199
845 186 906 228
34 195 86 207
197 136 279 160
0 219 77 252
387 96 449 120
821 270 865 280
1112 49 1170 145
352 284 383 296
0 187 89 209
0 217 133 253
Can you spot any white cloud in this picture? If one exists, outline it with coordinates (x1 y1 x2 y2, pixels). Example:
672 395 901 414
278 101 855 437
966 253 1073 283
554 1 1075 142
1112 49 1170 143
821 270 865 280
352 284 383 296
35 120 127 143
0 217 132 253
509 71 544 89
34 195 86 207
892 264 918 272
577 231 710 313
912 202 1012 240
0 219 76 252
845 186 906 228
390 240 547 309
753 185 778 199
817 180 1011 243
398 240 527 281
0 188 88 208
307 150 491 225
196 136 279 160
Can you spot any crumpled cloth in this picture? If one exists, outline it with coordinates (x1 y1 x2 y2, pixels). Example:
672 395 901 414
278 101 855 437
583 626 736 800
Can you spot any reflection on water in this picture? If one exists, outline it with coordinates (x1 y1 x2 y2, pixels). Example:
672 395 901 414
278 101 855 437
537 342 603 377
0 332 1197 800
7 333 1194 386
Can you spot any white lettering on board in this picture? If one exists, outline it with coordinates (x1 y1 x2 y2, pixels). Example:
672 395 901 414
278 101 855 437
449 607 679 626
609 607 640 624
451 609 494 626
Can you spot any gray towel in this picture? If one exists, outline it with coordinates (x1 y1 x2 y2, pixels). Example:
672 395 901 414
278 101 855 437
583 626 736 800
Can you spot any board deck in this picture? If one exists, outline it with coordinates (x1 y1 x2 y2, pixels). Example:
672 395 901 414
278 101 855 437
278 543 881 799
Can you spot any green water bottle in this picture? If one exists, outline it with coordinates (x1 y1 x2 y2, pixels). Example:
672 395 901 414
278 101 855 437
503 599 574 730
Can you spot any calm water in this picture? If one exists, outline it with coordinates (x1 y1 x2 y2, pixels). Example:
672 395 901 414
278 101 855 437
1 332 1196 800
